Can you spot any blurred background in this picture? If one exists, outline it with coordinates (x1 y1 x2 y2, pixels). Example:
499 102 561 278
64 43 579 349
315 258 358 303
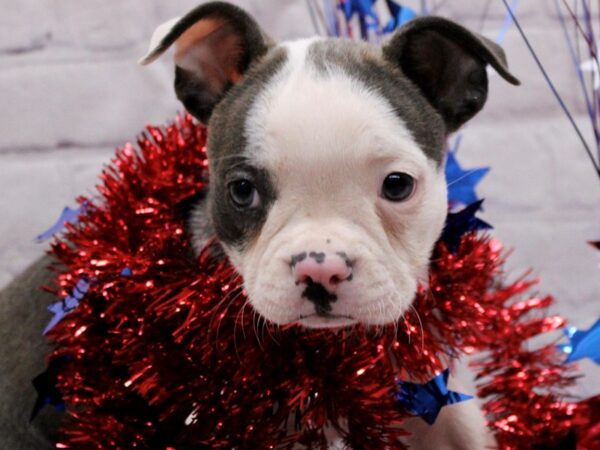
0 0 598 396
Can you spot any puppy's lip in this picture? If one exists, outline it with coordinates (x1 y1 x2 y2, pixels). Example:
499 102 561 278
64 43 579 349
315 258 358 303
299 313 353 320
297 314 356 329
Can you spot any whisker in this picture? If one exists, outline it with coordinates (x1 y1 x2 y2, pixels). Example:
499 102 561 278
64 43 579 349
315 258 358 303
206 283 240 338
263 314 280 345
253 310 265 351
400 310 410 344
232 302 244 360
205 272 242 331
386 297 399 338
214 289 244 348
237 298 249 340
409 303 426 353
232 299 252 359
377 299 386 338
261 315 269 343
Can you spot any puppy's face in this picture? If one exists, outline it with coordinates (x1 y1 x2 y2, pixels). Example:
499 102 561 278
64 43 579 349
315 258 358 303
141 2 518 328
206 40 448 328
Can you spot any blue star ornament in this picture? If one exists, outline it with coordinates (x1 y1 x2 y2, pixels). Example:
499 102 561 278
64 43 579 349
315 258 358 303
30 358 67 421
445 151 489 207
383 0 417 33
441 200 493 253
340 0 378 21
558 318 600 365
36 204 84 242
43 278 90 335
395 369 473 425
339 0 379 38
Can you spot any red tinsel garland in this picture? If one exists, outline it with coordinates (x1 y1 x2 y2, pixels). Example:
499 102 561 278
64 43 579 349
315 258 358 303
45 115 587 449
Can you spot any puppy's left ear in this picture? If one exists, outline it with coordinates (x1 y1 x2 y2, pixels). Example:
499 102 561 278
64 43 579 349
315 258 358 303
383 16 520 133
139 2 272 123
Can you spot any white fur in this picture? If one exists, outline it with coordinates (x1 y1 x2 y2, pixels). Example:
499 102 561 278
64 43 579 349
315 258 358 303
139 16 181 65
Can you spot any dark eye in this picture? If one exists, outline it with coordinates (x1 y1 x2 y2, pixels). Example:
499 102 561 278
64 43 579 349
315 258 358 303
228 179 260 208
382 172 415 202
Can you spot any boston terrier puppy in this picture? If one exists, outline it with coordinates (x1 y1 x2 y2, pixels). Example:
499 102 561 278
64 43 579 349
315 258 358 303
137 2 519 448
140 1 518 330
0 2 518 448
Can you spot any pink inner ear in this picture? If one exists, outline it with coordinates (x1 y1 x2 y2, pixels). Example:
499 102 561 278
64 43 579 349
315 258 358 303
174 18 245 88
174 18 225 60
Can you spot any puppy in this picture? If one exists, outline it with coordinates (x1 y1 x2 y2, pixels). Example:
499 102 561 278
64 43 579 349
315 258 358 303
0 2 518 448
138 2 519 448
139 2 520 448
140 2 518 331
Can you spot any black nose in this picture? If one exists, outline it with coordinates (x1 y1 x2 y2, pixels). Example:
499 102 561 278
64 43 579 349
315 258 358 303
301 280 337 315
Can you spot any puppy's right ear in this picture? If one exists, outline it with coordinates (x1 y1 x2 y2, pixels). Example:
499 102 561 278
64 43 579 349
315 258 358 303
139 2 272 123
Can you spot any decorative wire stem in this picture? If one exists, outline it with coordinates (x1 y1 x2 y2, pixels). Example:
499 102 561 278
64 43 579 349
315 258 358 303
501 0 600 182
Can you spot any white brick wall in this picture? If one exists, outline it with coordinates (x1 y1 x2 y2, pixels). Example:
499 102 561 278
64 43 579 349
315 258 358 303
1 0 598 395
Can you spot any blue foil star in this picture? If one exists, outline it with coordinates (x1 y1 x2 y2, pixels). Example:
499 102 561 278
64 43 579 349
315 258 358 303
30 358 67 421
558 318 600 365
339 0 379 39
43 278 90 335
445 150 489 208
36 205 83 242
395 369 473 425
383 0 417 33
441 200 493 253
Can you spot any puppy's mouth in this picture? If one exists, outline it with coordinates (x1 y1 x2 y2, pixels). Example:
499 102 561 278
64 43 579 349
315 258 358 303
297 313 356 329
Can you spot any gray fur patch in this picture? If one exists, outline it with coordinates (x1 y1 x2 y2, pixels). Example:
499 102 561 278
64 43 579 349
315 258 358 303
307 39 446 165
0 256 62 449
290 252 307 268
336 251 353 268
309 252 326 264
196 47 288 251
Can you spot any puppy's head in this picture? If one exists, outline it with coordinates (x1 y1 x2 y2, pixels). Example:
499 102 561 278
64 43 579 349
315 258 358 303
141 2 518 329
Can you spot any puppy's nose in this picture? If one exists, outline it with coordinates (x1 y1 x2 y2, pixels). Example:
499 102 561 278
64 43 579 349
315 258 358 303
292 252 352 291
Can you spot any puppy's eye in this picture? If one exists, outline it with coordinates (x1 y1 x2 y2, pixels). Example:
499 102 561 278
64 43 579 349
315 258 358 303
228 179 260 208
381 172 415 202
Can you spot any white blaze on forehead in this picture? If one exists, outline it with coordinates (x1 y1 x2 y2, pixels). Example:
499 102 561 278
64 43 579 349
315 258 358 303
244 39 432 198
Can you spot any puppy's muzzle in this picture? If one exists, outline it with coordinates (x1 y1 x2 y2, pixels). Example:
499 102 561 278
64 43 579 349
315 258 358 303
291 251 353 315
